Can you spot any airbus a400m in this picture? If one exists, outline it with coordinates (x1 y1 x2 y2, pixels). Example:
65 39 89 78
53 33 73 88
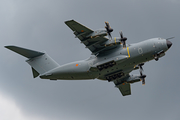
5 20 172 96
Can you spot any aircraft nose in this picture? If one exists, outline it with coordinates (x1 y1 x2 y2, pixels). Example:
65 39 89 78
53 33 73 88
166 40 172 49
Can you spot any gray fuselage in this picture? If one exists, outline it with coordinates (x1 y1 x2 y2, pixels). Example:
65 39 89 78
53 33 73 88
40 38 170 80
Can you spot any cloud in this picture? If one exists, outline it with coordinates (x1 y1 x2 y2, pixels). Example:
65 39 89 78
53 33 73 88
0 92 46 120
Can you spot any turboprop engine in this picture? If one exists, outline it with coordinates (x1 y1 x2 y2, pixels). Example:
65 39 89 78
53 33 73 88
86 29 107 38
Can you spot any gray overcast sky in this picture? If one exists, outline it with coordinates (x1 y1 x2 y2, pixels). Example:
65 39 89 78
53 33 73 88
0 0 180 120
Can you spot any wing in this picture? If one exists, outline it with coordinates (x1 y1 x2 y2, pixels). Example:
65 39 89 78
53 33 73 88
114 74 131 96
65 20 93 36
113 73 142 96
65 20 112 55
116 83 131 96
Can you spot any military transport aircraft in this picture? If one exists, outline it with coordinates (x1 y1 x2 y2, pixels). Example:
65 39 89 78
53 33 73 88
5 20 172 96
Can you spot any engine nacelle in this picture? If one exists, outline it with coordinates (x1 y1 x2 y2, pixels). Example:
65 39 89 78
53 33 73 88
115 75 141 86
104 37 121 46
86 29 107 38
126 75 141 83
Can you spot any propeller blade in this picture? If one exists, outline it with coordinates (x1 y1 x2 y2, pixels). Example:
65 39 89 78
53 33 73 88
119 31 127 48
138 63 146 85
138 63 144 71
142 78 145 85
121 40 124 45
140 70 143 76
123 43 126 48
139 63 144 66
108 32 112 39
140 75 146 85
120 31 123 38
140 66 143 71
105 22 113 39
105 22 110 28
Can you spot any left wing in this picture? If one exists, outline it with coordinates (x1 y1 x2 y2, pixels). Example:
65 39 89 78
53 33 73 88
65 20 115 55
65 20 93 37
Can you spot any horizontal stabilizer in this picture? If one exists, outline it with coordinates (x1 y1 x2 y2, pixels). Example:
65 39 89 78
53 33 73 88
5 46 44 58
5 45 59 76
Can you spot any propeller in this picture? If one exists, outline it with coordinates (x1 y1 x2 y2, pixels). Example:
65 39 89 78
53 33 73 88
140 74 146 85
119 31 127 48
138 63 144 71
105 22 113 39
138 63 146 85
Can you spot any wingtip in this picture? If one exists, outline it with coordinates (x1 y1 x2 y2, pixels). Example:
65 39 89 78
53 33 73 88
4 45 19 50
64 19 74 23
4 45 14 49
4 45 10 48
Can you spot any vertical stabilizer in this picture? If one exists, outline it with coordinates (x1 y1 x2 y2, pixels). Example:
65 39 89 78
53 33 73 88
26 53 59 74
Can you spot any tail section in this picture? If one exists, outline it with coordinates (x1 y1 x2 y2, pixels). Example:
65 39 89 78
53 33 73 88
5 46 59 78
26 53 59 75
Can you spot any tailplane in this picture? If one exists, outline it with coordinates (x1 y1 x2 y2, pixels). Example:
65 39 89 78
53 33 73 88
5 46 59 78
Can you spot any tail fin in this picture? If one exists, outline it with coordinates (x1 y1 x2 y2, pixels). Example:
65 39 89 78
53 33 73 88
5 46 59 78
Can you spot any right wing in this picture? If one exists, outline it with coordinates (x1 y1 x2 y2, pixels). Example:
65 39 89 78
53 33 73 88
65 20 114 55
116 83 131 96
114 74 132 96
113 73 141 96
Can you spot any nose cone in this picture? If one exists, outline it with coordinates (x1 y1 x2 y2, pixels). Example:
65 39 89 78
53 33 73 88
166 40 172 49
